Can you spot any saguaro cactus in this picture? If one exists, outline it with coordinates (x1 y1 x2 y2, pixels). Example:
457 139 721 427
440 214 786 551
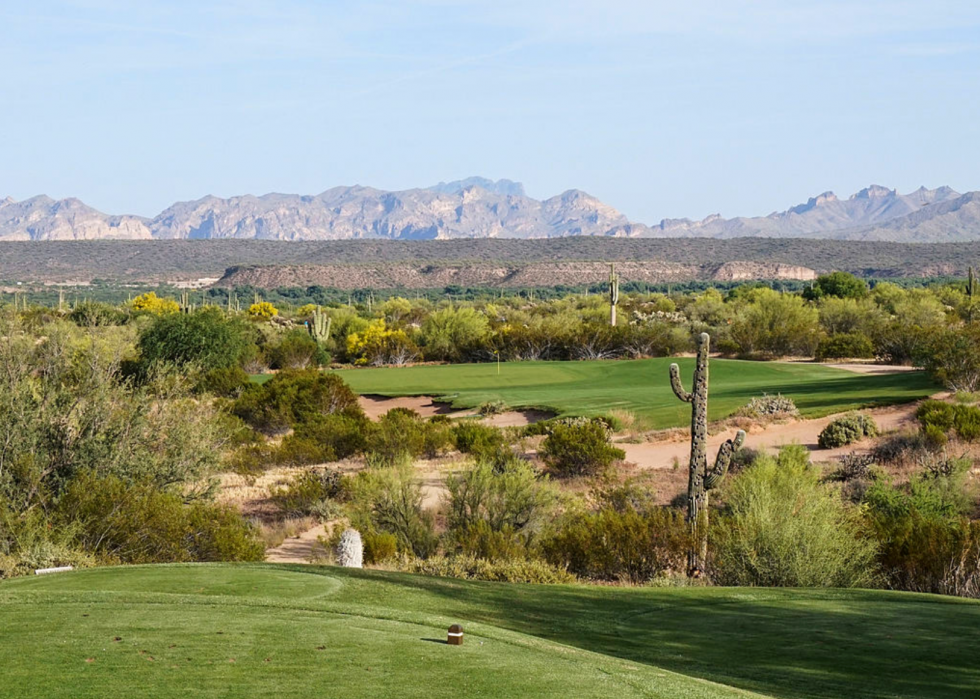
968 267 978 298
669 333 745 577
608 263 620 326
309 307 331 344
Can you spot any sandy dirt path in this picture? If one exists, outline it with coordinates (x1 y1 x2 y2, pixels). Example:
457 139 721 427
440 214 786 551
265 525 329 563
620 398 940 470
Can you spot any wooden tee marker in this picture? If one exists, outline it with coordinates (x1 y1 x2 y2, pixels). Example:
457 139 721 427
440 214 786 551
447 624 464 646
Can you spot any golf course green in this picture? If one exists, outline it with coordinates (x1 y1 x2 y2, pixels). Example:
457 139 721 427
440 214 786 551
318 359 937 428
1 564 977 698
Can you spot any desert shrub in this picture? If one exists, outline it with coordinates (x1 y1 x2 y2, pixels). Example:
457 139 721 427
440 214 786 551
238 343 268 373
450 421 513 466
232 369 362 433
197 366 251 397
542 505 689 583
421 419 453 459
362 531 399 564
345 466 437 558
478 399 507 416
274 435 335 467
540 420 625 478
225 443 278 477
365 408 427 467
710 446 878 587
346 320 418 366
831 452 878 482
58 473 264 564
247 301 279 319
130 291 179 315
397 554 574 584
444 460 553 559
815 332 875 360
271 469 344 517
420 307 489 362
736 393 799 420
138 307 254 372
817 413 878 449
917 400 980 442
871 430 931 467
865 472 980 596
69 301 126 327
291 412 370 461
267 329 329 370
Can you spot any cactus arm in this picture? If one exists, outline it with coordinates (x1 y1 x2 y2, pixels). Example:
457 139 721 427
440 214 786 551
669 363 692 403
704 430 745 490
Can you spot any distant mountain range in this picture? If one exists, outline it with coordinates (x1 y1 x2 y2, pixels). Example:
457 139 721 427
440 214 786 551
3 179 979 242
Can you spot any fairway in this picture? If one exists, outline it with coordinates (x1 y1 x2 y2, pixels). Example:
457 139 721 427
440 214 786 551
321 359 937 428
2 564 978 699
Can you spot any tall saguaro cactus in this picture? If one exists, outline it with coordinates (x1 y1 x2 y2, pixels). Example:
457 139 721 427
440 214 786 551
608 263 620 326
968 267 978 298
669 333 745 577
309 307 331 344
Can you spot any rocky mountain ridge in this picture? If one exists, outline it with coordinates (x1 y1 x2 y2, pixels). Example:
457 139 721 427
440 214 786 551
2 179 978 242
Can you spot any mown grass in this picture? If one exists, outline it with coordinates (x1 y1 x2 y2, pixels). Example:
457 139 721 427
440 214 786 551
2 564 977 699
314 359 937 428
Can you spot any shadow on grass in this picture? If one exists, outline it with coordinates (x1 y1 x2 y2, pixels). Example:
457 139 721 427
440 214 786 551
337 568 980 699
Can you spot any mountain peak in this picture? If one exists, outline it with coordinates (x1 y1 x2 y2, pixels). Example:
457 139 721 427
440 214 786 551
851 185 895 200
427 177 526 197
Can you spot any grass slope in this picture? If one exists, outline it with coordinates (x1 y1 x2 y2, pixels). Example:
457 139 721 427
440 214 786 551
2 565 978 699
324 359 936 428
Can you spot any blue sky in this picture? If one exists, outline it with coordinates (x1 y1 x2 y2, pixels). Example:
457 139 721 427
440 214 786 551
1 1 979 223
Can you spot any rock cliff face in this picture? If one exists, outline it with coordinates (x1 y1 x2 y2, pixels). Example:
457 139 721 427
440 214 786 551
2 180 978 242
214 260 817 290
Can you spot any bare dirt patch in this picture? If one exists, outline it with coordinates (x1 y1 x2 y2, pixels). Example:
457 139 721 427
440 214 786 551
358 395 463 419
619 395 945 472
358 394 553 426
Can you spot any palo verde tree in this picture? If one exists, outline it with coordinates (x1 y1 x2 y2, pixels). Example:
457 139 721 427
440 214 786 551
669 332 745 577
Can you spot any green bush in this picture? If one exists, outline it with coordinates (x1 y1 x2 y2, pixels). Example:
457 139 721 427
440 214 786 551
542 505 688 583
232 369 362 433
225 443 278 477
274 435 335 467
197 366 251 397
817 413 879 449
365 408 427 467
445 460 553 559
540 420 625 478
865 473 980 596
291 412 370 462
710 446 878 587
69 301 126 327
398 554 575 584
815 332 875 360
345 466 438 558
362 531 399 564
270 469 344 517
138 307 255 372
58 473 265 564
267 329 329 370
917 400 980 442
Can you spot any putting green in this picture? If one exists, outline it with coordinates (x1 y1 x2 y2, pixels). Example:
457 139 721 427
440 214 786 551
318 358 937 428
